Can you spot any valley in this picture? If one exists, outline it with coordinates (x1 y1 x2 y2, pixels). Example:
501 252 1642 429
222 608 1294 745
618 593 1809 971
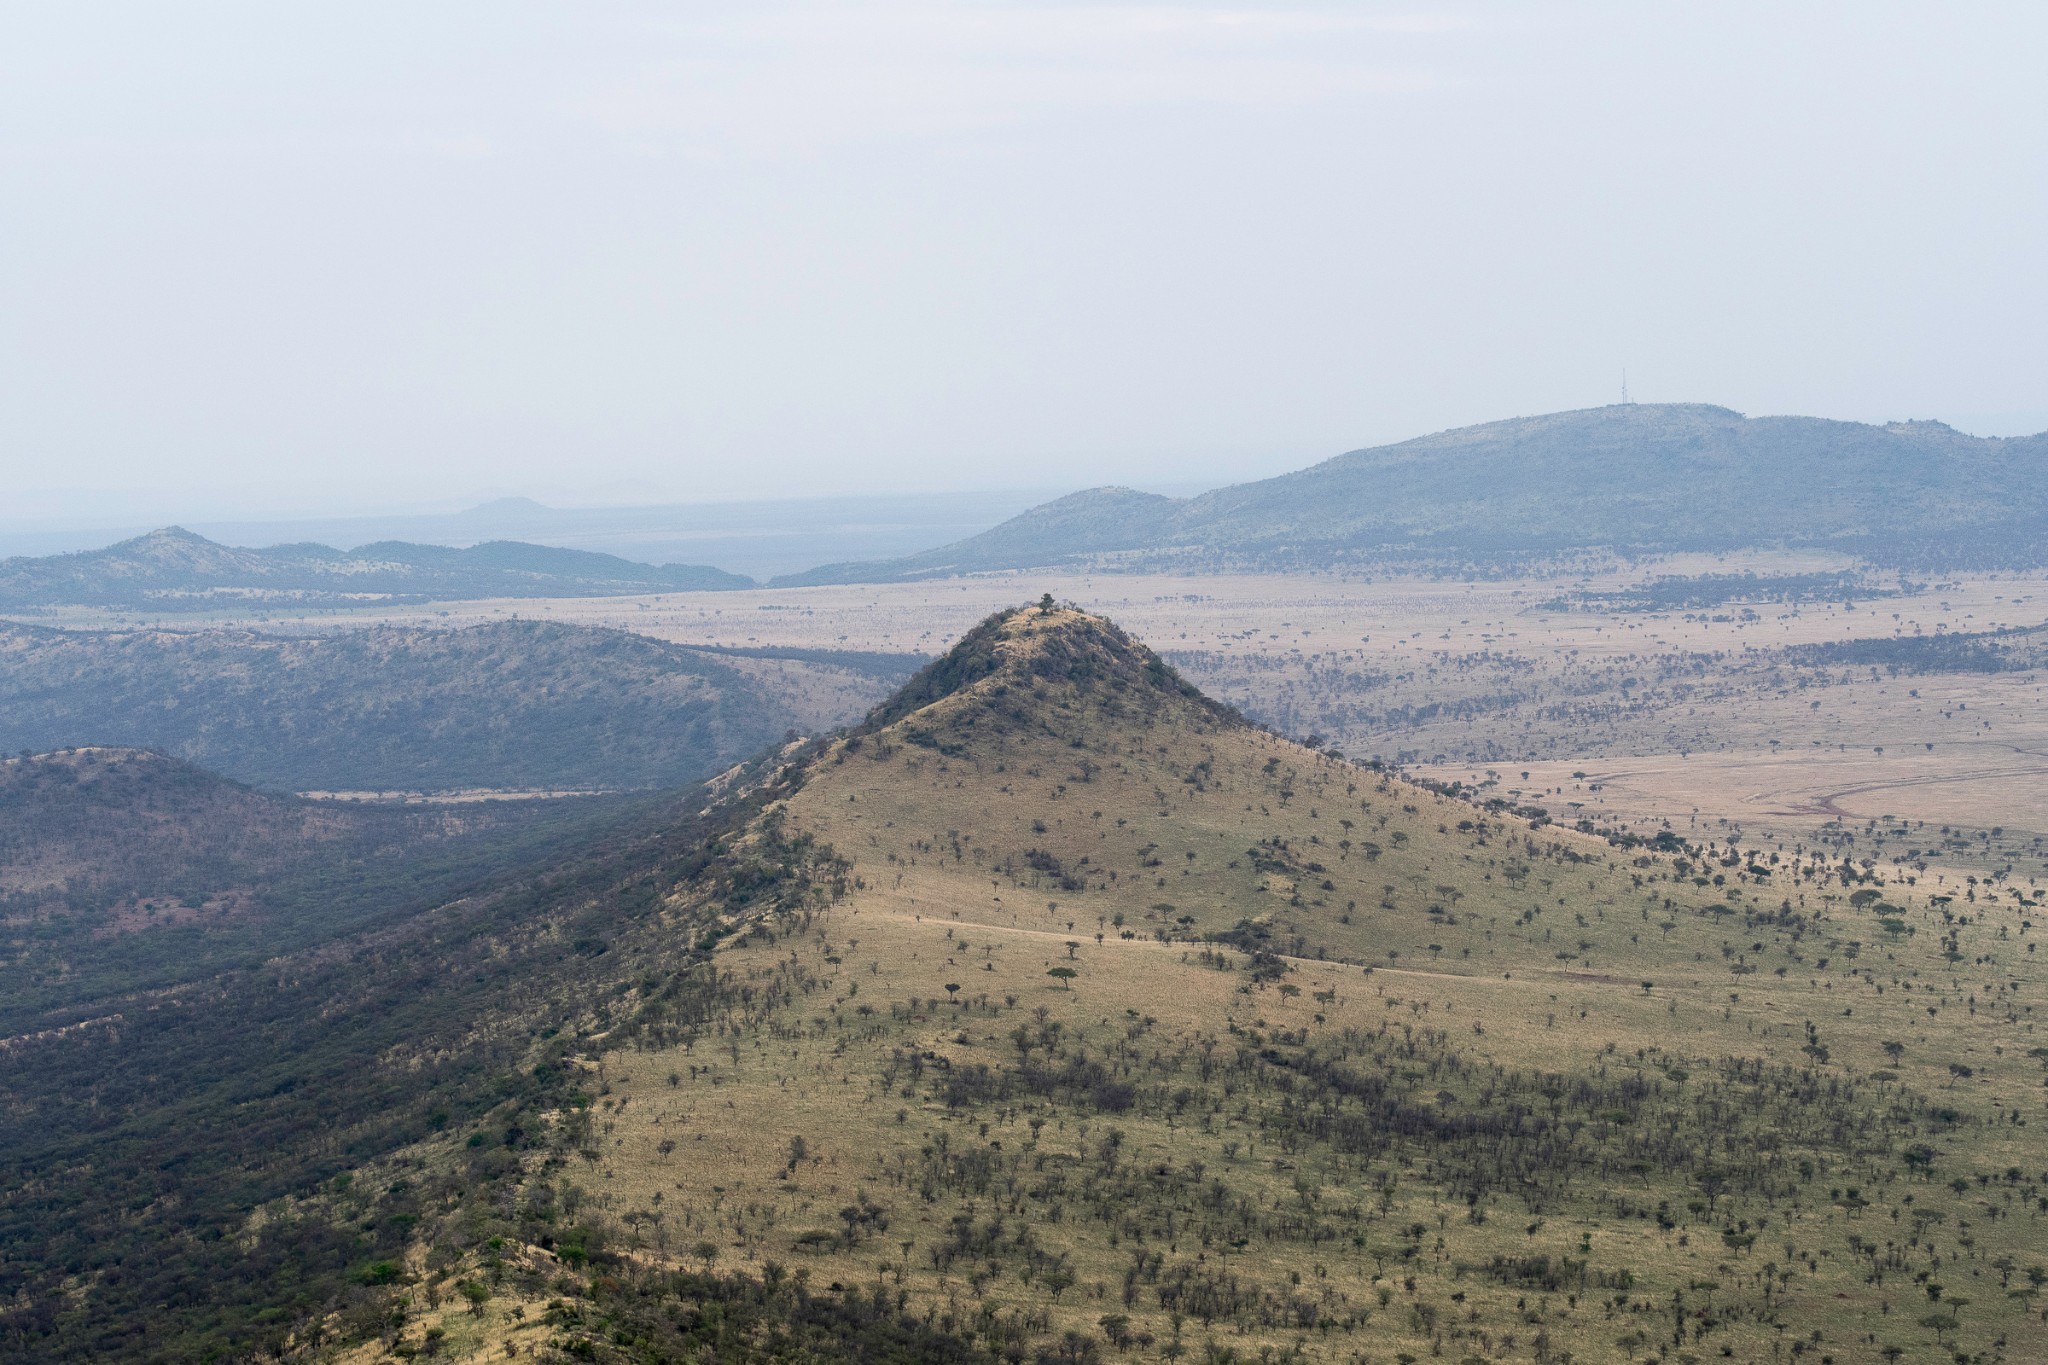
0 746 656 1027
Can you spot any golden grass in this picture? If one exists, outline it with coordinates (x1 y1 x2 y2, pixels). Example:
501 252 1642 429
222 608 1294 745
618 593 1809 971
532 609 2048 1364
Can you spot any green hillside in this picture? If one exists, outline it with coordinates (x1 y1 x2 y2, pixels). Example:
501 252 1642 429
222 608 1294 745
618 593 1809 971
0 748 788 1362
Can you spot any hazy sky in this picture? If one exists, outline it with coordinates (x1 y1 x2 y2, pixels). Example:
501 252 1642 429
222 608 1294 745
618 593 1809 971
3 2 2044 522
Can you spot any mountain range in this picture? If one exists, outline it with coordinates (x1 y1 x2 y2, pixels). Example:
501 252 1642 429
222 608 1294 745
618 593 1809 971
0 488 1057 582
9 406 2045 609
0 526 749 612
781 403 2048 582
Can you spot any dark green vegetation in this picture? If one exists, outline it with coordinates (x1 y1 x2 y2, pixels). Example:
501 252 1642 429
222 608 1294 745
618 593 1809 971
0 738 852 1362
544 1269 993 1364
0 748 652 1023
793 987 2035 1362
0 526 749 612
1786 622 2048 675
779 404 2048 582
0 618 908 792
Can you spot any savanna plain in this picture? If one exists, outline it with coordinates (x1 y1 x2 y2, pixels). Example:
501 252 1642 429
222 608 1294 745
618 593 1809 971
113 561 2046 1365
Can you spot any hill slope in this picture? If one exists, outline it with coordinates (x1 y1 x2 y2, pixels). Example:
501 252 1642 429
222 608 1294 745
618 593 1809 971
0 744 809 1363
570 606 2048 1365
781 404 2048 581
9 606 2044 1364
0 525 750 611
0 619 909 792
0 747 652 1026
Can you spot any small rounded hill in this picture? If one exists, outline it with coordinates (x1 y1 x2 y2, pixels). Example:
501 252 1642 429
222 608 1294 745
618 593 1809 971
853 601 1242 752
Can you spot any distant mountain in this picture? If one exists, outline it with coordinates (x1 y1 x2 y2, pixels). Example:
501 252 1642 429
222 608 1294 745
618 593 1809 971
0 487 1061 582
780 486 1183 585
0 618 915 792
777 404 2048 582
0 526 751 611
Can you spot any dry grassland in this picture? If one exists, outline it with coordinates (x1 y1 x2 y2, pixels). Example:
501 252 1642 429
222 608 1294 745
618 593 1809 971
157 556 2048 886
483 610 2048 1365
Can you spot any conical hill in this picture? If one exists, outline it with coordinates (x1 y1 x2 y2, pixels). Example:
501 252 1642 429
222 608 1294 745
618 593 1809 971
777 604 1658 978
855 603 1237 739
552 604 2038 1363
84 604 2029 1365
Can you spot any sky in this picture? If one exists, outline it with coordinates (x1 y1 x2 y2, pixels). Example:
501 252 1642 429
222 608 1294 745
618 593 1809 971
2 1 2044 524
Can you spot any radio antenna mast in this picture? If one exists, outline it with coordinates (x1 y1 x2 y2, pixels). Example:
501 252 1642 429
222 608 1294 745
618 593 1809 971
1620 368 1632 405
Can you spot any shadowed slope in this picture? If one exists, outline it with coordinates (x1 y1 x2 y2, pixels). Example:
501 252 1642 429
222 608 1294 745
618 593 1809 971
0 618 899 792
0 746 651 1025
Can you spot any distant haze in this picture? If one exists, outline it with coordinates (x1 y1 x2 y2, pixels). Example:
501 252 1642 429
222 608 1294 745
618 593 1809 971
784 404 2048 582
3 3 2044 523
0 489 1068 581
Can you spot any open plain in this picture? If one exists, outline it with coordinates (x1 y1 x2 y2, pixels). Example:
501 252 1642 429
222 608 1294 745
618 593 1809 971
50 554 2045 885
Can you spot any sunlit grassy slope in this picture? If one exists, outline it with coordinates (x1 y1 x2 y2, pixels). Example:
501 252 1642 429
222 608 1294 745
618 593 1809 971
519 607 2047 1364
